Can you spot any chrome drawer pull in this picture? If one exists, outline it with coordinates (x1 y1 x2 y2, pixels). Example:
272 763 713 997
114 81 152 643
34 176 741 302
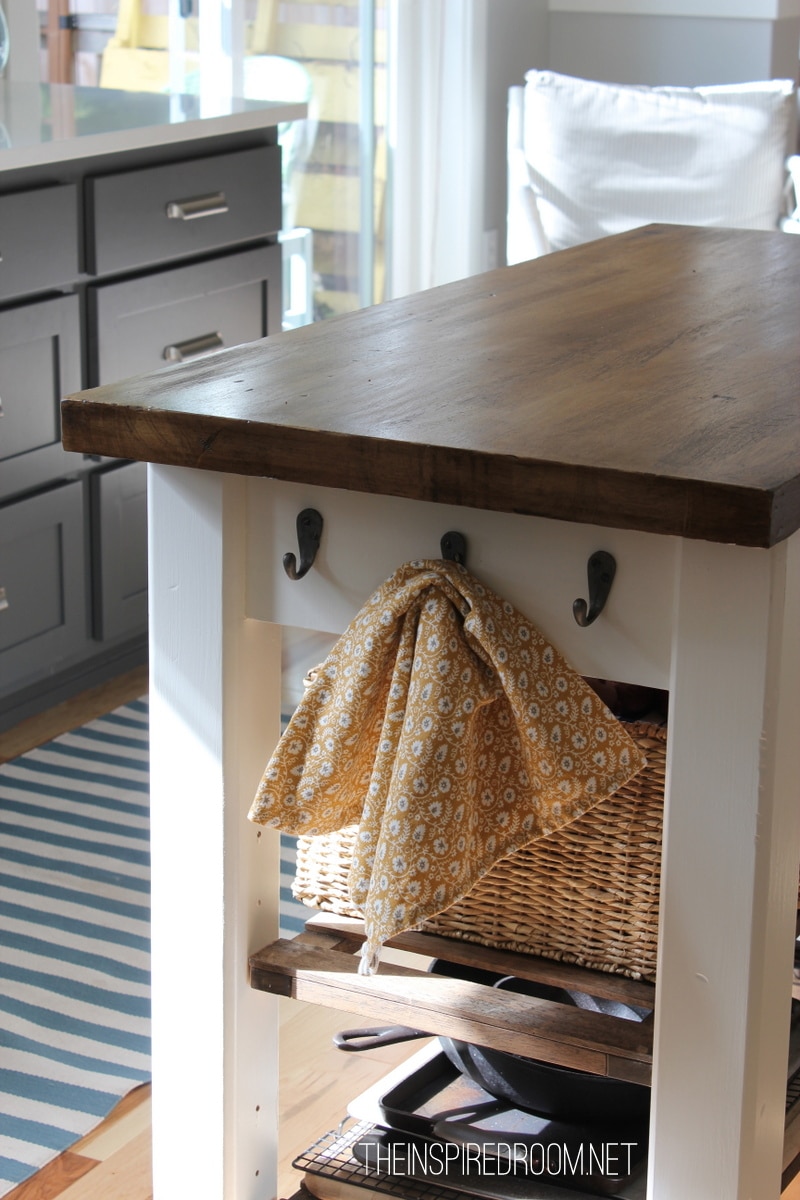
165 192 229 220
163 332 224 363
0 587 8 613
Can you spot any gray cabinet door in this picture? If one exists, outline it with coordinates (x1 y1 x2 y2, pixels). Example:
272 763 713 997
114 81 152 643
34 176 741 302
0 293 83 503
0 481 88 696
87 145 282 275
90 461 147 643
90 243 281 385
0 184 79 302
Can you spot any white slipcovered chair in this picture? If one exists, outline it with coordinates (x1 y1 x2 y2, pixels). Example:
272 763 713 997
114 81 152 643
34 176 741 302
507 71 799 264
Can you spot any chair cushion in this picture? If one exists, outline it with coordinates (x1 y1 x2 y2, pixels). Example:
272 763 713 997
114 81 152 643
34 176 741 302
522 71 797 252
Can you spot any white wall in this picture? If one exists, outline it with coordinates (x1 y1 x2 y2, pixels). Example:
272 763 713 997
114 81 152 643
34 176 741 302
4 0 40 82
548 1 800 85
484 0 549 267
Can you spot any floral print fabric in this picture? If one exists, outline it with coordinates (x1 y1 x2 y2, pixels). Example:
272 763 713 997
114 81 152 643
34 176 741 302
249 560 646 972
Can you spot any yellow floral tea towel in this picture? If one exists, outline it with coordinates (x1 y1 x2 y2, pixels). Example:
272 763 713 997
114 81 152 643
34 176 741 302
249 560 646 973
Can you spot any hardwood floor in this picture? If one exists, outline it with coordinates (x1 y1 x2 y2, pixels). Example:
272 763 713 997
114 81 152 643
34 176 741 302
3 1085 154 1200
0 666 149 764
3 668 799 1200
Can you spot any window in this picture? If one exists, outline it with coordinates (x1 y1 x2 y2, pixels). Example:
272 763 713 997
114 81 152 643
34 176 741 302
37 0 388 324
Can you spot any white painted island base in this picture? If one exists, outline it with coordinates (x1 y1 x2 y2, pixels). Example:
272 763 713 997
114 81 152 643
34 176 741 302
144 463 800 1200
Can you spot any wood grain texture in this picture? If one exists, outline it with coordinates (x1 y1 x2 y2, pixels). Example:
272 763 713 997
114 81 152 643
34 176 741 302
249 937 653 1076
71 1087 152 1161
303 913 657 1007
53 1130 151 1200
61 226 800 547
3 1153 100 1200
1 1080 152 1200
277 998 422 1200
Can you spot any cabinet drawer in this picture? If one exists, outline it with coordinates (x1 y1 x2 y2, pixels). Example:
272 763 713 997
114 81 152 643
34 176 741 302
90 243 280 385
0 481 87 694
0 294 82 501
87 145 282 275
0 184 79 301
90 461 147 642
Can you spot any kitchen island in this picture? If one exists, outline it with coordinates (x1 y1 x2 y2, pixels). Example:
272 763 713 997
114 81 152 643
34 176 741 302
62 223 800 1199
0 80 305 728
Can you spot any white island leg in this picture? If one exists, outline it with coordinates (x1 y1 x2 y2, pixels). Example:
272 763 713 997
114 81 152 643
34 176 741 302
147 465 282 1200
650 534 800 1199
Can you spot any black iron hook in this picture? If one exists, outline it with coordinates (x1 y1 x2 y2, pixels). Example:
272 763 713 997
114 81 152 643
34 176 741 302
283 508 323 581
441 531 467 565
573 550 616 627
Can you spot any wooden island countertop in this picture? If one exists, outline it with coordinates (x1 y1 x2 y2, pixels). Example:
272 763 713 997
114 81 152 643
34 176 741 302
61 223 800 548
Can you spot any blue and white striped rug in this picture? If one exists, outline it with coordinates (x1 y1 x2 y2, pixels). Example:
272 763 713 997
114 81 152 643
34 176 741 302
0 697 313 1196
0 699 151 1197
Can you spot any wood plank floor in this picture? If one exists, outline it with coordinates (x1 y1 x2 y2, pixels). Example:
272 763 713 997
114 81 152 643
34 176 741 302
0 666 150 764
2 667 799 1200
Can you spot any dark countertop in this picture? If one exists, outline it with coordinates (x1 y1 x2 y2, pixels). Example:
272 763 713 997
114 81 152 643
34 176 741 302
61 224 800 548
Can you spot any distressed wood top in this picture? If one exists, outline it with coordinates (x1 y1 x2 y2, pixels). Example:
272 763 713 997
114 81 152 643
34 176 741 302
248 937 653 1078
61 225 800 547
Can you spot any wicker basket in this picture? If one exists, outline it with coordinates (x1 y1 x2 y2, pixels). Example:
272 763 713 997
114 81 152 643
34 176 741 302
293 721 667 982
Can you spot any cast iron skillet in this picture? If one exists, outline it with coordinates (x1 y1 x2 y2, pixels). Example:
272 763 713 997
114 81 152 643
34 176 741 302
334 959 651 1126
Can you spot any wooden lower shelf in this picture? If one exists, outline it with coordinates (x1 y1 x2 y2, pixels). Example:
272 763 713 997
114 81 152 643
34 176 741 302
257 916 800 1195
249 914 655 1086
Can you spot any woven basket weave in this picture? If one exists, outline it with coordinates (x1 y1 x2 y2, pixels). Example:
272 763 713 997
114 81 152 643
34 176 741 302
293 721 667 982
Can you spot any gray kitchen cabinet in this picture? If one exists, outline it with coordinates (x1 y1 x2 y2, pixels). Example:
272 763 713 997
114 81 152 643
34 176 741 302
0 184 79 301
90 461 147 643
90 243 280 384
86 144 282 275
0 85 301 730
0 293 83 503
0 481 88 690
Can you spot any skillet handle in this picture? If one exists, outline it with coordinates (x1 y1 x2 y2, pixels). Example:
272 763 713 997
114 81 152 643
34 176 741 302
333 1025 429 1051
